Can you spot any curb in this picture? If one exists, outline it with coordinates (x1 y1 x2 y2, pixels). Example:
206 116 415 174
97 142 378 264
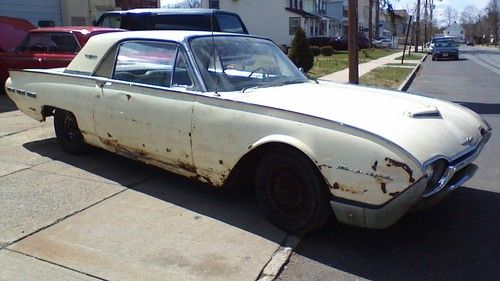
398 53 427 92
256 235 301 281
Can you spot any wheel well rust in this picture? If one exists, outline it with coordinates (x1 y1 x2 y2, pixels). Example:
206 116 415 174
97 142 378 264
224 142 329 195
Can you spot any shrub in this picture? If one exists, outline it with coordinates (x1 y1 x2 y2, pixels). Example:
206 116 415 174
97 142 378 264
320 45 334 56
307 36 332 47
288 28 314 72
310 46 321 56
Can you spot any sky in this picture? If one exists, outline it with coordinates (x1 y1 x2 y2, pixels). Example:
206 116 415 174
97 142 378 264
159 0 491 25
393 0 491 24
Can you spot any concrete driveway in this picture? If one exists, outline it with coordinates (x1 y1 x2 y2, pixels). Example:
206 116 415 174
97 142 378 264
0 95 288 280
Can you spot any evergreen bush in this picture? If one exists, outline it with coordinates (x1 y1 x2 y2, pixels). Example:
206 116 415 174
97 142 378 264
288 28 314 72
320 46 334 56
310 46 321 56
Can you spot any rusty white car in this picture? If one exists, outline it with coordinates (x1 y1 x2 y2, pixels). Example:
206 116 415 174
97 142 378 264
5 31 491 234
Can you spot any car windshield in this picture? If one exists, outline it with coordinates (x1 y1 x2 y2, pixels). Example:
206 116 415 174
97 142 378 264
190 36 308 92
435 41 455 47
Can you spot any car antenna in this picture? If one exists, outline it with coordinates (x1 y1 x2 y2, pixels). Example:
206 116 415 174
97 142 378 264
210 10 219 96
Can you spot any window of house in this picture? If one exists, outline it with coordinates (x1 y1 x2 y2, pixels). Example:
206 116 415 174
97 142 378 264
319 20 327 36
289 17 301 35
209 0 219 9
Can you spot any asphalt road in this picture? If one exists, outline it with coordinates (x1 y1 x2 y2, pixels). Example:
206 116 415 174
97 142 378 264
277 46 500 281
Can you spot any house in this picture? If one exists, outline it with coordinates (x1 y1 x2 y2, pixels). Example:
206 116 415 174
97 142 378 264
444 22 465 43
325 0 346 37
200 0 335 47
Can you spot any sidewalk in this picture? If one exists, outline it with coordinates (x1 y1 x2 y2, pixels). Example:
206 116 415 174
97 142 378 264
320 49 421 83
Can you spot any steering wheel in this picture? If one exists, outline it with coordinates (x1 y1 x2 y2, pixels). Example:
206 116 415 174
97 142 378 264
30 43 47 51
248 67 268 79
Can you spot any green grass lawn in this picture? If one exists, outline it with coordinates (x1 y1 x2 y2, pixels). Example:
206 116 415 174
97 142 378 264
385 62 418 66
308 48 398 78
360 66 413 90
394 53 426 60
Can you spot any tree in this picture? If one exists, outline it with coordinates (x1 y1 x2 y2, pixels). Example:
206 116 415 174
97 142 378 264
442 6 458 27
486 0 499 45
166 0 201 8
460 5 480 24
288 28 314 73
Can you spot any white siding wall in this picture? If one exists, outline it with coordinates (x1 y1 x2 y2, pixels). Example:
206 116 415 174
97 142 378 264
202 0 297 47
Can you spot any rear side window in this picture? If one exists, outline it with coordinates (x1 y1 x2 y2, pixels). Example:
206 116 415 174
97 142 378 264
216 14 245 34
18 32 79 53
112 41 197 90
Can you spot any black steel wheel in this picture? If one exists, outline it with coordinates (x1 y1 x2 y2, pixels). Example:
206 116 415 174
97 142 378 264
255 147 331 235
54 109 89 154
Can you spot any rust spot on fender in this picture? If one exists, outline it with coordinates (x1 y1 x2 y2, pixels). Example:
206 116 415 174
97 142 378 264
107 132 112 138
166 148 172 153
380 182 387 194
177 161 197 174
385 158 415 183
318 164 332 170
219 160 224 165
331 182 366 194
389 191 400 197
372 161 378 171
126 94 131 101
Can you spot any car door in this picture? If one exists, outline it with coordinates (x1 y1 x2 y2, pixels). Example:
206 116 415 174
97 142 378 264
93 40 199 176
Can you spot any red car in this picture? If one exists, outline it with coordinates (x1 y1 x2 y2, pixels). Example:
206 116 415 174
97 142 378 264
1 26 122 93
0 16 36 52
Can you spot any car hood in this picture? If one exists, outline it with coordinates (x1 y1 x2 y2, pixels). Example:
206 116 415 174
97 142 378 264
223 81 488 164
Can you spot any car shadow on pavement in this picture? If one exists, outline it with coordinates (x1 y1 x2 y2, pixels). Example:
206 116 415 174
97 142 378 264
22 138 286 243
0 94 17 113
295 187 500 281
454 101 500 115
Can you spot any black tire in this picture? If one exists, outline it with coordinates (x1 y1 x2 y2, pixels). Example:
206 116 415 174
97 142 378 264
54 109 89 154
255 147 332 235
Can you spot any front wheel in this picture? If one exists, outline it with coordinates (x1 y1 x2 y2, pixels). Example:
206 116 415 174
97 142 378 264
54 109 89 154
255 148 332 235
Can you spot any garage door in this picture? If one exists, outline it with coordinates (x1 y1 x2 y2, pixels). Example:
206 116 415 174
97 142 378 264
0 0 62 27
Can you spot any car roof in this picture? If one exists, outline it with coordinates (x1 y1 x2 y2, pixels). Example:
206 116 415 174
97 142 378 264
29 26 121 33
111 8 231 15
65 30 266 75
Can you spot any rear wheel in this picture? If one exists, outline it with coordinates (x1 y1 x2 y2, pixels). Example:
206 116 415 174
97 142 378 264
255 147 331 235
54 109 89 154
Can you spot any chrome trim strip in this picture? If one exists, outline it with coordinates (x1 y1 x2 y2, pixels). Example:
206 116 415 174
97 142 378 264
422 131 490 197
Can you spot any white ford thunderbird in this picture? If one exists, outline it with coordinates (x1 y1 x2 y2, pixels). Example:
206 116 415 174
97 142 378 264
5 31 491 234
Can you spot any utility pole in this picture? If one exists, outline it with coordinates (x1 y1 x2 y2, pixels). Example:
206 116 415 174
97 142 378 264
348 0 359 84
369 0 373 47
415 0 421 53
424 0 428 48
375 0 380 38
